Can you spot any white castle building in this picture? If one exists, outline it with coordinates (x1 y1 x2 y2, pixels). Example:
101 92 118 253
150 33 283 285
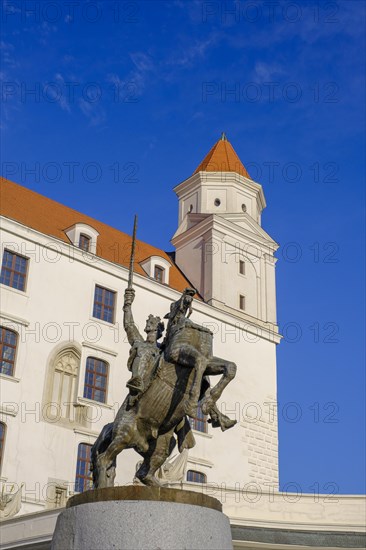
0 135 364 549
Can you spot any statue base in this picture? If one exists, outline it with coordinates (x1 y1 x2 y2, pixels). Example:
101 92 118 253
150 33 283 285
51 486 233 550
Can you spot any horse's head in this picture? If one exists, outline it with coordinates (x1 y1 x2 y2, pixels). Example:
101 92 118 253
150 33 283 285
164 288 196 324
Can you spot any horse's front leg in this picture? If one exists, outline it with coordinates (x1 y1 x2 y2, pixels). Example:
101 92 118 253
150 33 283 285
200 357 236 415
136 430 176 487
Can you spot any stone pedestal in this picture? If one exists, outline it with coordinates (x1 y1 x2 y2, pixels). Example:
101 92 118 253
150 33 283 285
51 486 233 550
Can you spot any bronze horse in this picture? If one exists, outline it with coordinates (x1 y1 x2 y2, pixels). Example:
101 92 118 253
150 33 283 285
91 289 237 489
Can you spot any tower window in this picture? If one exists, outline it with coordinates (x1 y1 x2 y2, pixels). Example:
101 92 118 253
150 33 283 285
239 260 245 275
242 204 247 212
79 234 91 252
83 357 108 403
154 265 165 283
75 443 93 493
214 198 221 207
239 295 245 311
188 204 193 213
0 250 28 291
93 285 116 323
187 470 206 483
0 327 18 377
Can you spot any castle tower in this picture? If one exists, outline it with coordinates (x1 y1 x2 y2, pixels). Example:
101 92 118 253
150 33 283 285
172 134 279 330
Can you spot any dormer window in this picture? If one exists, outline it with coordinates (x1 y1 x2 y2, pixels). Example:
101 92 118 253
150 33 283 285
154 265 165 283
64 223 99 255
140 256 171 285
79 234 91 252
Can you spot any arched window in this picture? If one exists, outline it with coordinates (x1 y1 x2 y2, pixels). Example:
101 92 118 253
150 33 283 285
83 357 108 403
0 327 18 376
0 422 6 473
49 348 80 420
75 443 93 493
187 470 206 483
189 403 208 433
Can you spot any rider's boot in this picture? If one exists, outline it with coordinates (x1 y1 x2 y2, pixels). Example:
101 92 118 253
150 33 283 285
208 404 236 431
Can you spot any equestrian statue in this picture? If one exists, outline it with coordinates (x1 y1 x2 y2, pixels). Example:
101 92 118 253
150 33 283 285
91 217 237 489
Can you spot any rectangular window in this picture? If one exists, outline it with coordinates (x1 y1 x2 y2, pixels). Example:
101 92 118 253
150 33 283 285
79 234 91 252
0 250 28 291
154 265 164 283
93 285 116 323
239 260 245 275
75 443 93 493
83 357 108 403
189 403 208 433
187 470 206 483
0 327 18 377
239 295 245 311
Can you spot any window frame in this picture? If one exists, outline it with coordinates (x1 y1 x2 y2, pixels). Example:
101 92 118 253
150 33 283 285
189 403 208 434
154 265 165 283
239 294 245 311
0 326 18 377
0 249 29 292
79 233 91 252
83 356 109 404
239 260 245 276
92 285 116 324
75 443 93 493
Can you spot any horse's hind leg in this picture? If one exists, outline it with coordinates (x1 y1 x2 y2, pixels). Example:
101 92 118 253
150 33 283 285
136 431 176 487
96 424 135 488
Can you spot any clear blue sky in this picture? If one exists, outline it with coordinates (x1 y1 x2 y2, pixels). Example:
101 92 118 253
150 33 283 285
1 0 365 494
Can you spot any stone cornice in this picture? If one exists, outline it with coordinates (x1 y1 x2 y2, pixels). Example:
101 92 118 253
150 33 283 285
172 213 278 254
174 172 266 211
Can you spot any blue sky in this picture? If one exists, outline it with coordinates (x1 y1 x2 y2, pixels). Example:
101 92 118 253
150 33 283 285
1 0 365 494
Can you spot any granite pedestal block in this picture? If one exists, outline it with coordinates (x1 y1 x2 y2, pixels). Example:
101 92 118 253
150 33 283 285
51 486 233 550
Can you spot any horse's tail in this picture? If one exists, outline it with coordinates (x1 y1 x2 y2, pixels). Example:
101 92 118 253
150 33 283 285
90 422 114 486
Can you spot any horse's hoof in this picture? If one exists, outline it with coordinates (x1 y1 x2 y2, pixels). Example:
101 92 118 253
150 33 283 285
140 475 162 487
201 397 214 415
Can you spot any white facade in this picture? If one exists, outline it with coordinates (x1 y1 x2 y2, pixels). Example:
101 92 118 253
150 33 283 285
0 209 279 515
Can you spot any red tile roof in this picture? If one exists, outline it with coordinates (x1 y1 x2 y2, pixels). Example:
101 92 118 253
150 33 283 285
194 134 251 179
0 178 192 293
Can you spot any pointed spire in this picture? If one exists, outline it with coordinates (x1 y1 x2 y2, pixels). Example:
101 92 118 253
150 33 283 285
193 135 250 179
